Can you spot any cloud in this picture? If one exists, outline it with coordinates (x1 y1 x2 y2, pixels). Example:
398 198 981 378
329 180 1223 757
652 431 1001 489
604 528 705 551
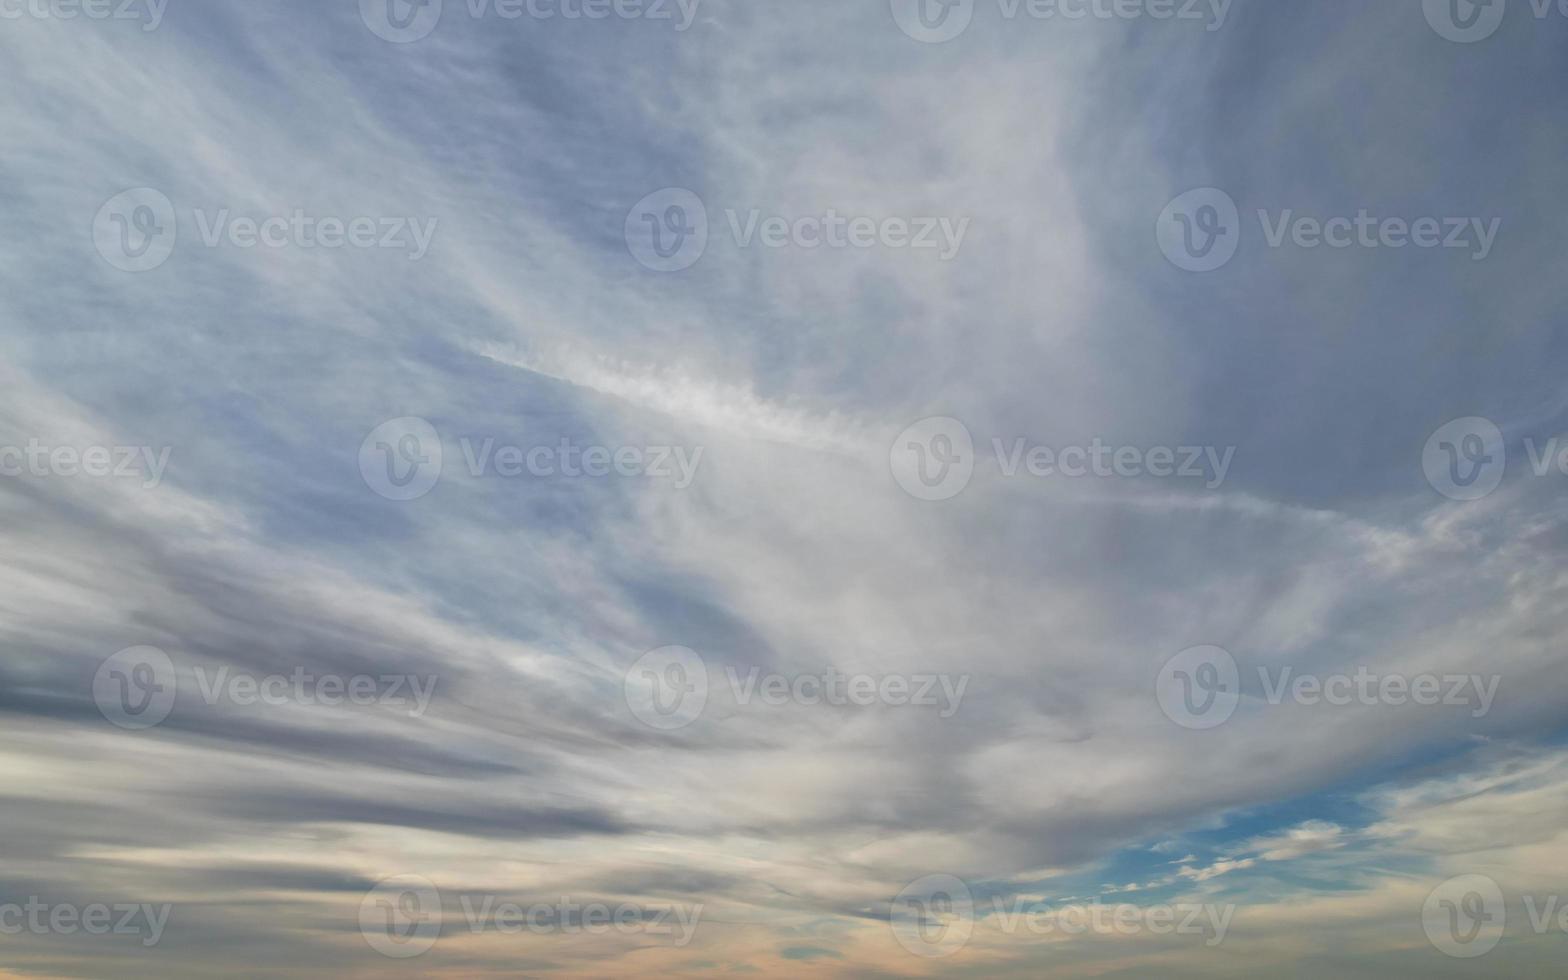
1 0 1565 976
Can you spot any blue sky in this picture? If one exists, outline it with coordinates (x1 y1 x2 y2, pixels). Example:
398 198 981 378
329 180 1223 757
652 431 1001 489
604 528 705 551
2 0 1568 976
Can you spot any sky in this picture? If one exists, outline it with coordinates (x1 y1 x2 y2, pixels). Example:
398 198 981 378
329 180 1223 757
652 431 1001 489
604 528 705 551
2 0 1568 976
